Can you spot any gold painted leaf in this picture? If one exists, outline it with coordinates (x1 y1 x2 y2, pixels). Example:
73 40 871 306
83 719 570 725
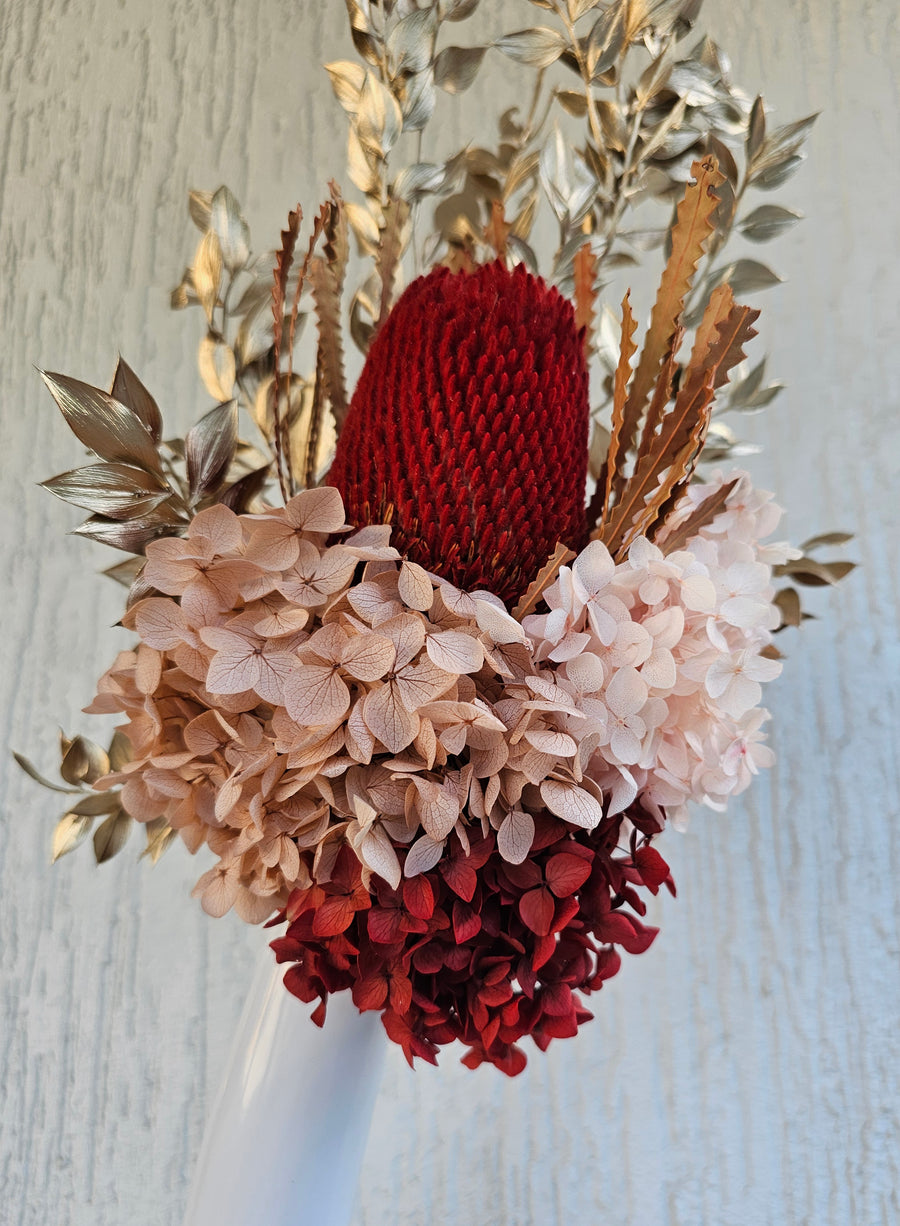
433 44 486 93
141 817 177 864
41 463 169 520
93 808 133 864
60 736 110 785
13 752 80 795
52 813 93 862
193 230 223 323
496 28 567 69
209 186 250 274
68 792 124 817
198 335 237 402
111 358 163 441
387 8 436 76
800 531 854 551
739 205 802 243
188 189 214 232
108 729 133 771
40 371 163 474
325 60 366 114
185 400 238 501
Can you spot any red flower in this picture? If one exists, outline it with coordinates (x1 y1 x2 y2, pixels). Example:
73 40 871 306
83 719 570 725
274 801 670 1075
328 261 590 604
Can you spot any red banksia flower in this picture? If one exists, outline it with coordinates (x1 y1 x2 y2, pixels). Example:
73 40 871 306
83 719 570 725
328 261 590 604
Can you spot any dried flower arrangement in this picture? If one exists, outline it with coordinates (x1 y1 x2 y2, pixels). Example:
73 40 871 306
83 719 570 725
17 0 853 1075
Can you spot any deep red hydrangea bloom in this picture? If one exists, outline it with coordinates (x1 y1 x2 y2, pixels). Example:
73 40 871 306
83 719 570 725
270 802 673 1075
328 261 590 604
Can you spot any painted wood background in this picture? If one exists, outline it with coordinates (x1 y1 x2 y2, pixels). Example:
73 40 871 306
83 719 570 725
1 2 897 1222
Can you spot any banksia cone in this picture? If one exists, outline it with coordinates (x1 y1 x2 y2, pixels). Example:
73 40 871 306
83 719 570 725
328 261 589 604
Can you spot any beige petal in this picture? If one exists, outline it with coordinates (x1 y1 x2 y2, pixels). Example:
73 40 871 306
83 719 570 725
497 809 535 865
358 825 401 889
539 779 605 829
403 833 445 877
284 486 347 533
394 658 455 712
363 682 419 753
398 560 434 611
426 629 484 675
341 632 396 681
282 664 350 728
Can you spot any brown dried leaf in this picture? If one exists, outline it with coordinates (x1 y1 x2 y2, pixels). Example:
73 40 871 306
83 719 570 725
658 476 739 553
594 291 638 529
573 243 597 354
512 542 576 620
774 586 802 628
619 155 724 444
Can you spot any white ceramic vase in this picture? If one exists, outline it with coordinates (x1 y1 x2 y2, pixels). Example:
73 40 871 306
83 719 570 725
182 944 387 1226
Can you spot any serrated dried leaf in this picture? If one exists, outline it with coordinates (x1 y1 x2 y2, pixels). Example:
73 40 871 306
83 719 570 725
433 44 486 93
496 27 567 68
40 371 163 474
512 543 576 619
52 813 93 861
93 808 133 864
595 291 638 528
111 358 163 442
658 476 738 553
41 463 169 520
210 186 251 274
185 400 238 501
619 155 724 455
193 230 223 323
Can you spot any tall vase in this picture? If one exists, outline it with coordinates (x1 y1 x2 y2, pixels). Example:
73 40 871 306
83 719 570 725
182 943 387 1226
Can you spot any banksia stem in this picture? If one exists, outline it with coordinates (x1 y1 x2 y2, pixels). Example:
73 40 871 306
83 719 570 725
328 262 590 604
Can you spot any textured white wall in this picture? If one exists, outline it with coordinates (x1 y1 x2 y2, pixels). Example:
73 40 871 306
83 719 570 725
1 2 898 1223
